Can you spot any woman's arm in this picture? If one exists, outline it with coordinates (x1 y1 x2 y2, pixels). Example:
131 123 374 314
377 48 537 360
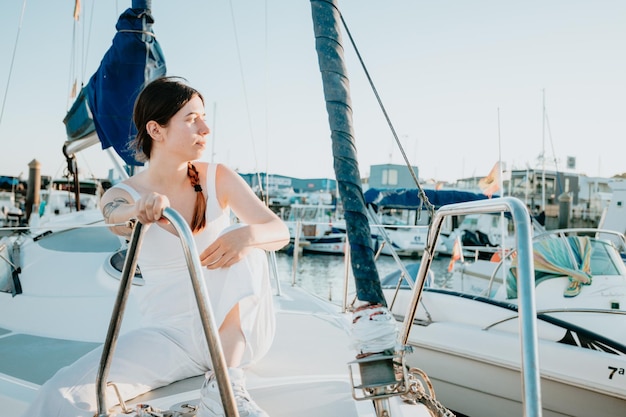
100 186 170 237
100 187 138 238
199 164 290 269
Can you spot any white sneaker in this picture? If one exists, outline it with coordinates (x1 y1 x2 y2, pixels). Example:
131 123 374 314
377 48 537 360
196 368 269 417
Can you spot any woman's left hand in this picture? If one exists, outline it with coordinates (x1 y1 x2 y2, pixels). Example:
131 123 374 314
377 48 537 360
199 226 252 269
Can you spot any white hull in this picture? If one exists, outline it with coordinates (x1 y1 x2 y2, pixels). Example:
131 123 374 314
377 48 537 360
0 210 438 417
302 233 347 254
385 273 626 417
406 330 626 417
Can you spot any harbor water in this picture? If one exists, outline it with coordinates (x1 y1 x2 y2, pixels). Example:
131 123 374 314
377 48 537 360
271 251 451 304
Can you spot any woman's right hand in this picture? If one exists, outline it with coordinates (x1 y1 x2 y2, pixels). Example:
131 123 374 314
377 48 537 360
135 192 171 224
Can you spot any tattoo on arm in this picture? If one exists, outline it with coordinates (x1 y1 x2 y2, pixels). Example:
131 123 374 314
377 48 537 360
103 197 130 223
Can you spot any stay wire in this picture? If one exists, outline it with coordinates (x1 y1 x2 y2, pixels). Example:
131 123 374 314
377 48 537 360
338 12 435 220
0 0 28 130
228 0 263 195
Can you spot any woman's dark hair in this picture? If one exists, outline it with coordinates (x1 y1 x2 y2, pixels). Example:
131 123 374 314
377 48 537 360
132 76 207 232
132 76 204 161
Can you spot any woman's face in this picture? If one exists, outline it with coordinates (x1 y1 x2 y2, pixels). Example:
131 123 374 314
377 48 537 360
160 95 210 160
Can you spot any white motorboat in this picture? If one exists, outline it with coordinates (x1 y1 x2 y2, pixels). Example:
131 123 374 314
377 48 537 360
282 203 349 255
37 178 106 219
383 203 626 417
0 190 23 228
364 187 496 258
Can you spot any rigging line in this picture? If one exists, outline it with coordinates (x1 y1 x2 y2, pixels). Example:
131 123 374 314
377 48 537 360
67 11 80 107
497 107 503 191
79 1 86 84
0 0 28 129
263 0 270 206
544 112 559 171
228 0 262 180
338 12 435 218
82 0 98 82
544 112 564 195
3 221 130 233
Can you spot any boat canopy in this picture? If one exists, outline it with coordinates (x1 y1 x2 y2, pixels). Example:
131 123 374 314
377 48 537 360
0 176 20 188
364 187 493 210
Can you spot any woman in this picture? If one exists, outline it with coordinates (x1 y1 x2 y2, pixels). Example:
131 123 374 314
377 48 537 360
22 76 290 417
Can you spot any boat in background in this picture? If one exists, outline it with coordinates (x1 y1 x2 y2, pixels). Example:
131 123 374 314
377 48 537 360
0 176 24 228
364 187 493 257
383 222 626 417
441 212 516 260
599 180 626 253
281 202 348 254
0 191 23 228
37 178 107 220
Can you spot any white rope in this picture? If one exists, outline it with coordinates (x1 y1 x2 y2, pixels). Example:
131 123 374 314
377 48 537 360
351 304 398 354
1 221 130 233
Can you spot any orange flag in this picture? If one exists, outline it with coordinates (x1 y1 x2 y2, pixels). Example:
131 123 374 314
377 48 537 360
447 236 464 272
73 0 81 20
478 162 501 198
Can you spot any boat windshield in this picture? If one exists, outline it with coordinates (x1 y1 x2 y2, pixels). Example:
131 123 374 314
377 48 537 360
589 238 626 276
0 241 17 294
506 235 626 298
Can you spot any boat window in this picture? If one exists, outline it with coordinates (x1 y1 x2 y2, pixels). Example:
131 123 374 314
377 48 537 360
0 242 12 293
589 239 623 276
381 169 398 186
460 216 479 230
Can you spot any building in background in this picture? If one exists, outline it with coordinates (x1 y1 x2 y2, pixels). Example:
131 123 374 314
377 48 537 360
367 164 420 190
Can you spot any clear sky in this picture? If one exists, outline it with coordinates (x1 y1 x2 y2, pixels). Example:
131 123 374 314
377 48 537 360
1 0 625 183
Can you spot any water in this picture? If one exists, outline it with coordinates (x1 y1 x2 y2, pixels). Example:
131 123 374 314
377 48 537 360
270 251 451 303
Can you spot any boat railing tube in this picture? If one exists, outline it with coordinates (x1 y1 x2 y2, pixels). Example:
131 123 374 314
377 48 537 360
401 196 542 417
95 207 239 417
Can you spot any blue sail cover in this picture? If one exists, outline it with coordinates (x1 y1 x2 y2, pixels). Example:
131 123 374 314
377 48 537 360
66 1 166 166
364 187 494 210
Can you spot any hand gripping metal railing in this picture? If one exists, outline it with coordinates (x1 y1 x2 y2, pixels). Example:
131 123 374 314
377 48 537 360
95 207 239 417
399 196 543 417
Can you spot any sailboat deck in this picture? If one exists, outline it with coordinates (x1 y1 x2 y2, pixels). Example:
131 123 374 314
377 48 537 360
128 286 365 416
0 285 393 417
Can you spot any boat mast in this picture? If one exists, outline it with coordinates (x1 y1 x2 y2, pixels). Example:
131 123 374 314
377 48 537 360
310 0 385 306
541 89 546 210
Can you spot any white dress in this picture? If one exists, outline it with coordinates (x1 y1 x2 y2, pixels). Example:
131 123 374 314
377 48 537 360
22 164 276 417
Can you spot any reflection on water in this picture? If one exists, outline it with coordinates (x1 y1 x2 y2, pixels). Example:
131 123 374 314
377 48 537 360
271 251 451 303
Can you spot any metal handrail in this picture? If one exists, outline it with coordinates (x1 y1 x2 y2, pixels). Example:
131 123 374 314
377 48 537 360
95 207 239 417
399 196 543 417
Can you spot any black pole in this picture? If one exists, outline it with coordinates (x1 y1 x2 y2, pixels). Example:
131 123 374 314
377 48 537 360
310 0 385 306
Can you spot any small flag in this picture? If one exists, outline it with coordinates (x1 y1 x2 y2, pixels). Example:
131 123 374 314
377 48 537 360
448 236 464 272
478 161 501 198
73 0 81 20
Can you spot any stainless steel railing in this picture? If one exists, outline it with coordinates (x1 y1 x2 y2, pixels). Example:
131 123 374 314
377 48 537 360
399 196 542 417
95 207 239 417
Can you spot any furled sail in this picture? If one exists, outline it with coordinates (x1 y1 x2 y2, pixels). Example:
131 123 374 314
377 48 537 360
63 0 166 167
